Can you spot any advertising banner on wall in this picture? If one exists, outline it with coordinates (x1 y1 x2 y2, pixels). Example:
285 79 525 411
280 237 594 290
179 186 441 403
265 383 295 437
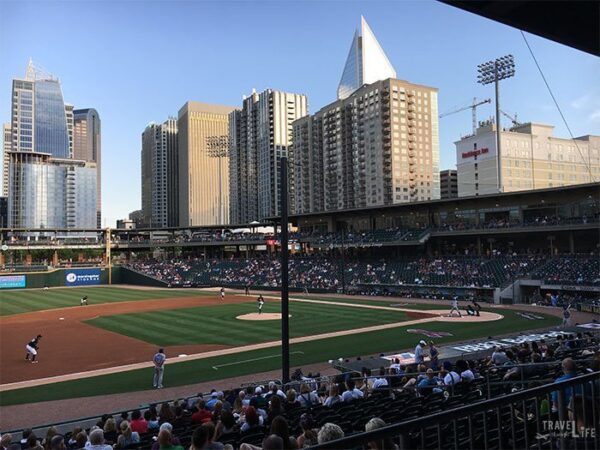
0 275 26 289
65 268 101 286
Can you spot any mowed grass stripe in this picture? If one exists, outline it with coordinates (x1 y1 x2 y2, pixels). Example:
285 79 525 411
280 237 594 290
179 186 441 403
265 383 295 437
0 287 211 316
0 309 561 406
84 301 410 346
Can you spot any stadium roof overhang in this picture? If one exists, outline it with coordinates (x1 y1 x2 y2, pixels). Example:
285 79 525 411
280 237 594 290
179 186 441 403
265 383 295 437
438 1 600 56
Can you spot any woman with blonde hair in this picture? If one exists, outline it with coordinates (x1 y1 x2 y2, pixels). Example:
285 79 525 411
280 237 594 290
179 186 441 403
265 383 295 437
42 427 58 450
103 418 118 445
115 421 140 449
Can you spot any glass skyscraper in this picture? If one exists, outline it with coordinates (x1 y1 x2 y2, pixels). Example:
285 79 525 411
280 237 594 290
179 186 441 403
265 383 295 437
6 61 98 229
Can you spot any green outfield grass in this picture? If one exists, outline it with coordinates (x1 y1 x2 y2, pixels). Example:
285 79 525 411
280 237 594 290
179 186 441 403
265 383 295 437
84 301 411 346
0 287 211 316
0 306 560 406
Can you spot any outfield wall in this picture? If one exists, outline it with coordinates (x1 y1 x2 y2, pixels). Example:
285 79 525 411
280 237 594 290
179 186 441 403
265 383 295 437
0 267 122 289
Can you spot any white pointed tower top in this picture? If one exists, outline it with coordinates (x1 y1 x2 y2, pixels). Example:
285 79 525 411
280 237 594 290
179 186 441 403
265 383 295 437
337 16 397 100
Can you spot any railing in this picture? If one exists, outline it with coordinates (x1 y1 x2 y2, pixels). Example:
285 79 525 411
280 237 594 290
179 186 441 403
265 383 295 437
307 372 600 450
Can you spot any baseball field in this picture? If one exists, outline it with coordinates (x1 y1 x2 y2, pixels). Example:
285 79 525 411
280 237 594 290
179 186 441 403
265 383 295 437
0 286 561 408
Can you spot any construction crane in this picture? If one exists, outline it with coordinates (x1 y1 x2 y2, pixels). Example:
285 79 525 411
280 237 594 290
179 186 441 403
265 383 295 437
500 109 520 127
439 98 491 134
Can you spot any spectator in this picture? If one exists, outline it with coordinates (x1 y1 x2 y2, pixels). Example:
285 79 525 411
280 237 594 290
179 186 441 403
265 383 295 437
50 434 67 450
284 389 300 411
158 403 175 425
317 423 344 445
115 421 139 449
86 430 110 450
144 411 160 431
156 430 183 450
43 428 58 450
441 361 460 389
191 400 213 425
269 416 298 450
1 434 12 450
267 396 285 422
116 413 128 430
20 430 32 449
151 424 181 450
551 358 579 411
206 391 219 411
428 342 439 371
341 379 363 402
240 407 262 433
297 384 320 408
26 434 43 450
296 414 318 448
323 384 342 407
489 347 508 366
372 368 389 389
71 432 87 450
199 423 223 450
365 418 399 450
102 419 118 445
129 410 148 434
215 411 237 439
414 340 427 365
417 369 441 396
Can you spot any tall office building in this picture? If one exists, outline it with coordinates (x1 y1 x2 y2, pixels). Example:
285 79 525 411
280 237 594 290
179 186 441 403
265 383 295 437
141 118 178 228
7 61 97 229
2 123 10 197
440 169 458 199
456 121 600 197
294 79 440 214
178 102 236 226
337 16 397 100
229 89 308 223
74 108 102 227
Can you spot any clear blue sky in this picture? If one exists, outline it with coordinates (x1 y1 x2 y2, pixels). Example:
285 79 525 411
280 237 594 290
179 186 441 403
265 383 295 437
1 0 598 226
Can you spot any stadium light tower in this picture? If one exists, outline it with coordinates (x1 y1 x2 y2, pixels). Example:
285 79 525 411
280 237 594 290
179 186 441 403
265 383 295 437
477 54 515 193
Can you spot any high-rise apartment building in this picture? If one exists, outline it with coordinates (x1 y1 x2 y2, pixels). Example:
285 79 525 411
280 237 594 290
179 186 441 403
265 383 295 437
74 108 102 227
141 118 178 228
456 122 600 197
178 102 235 226
337 17 396 100
229 89 308 223
2 123 10 197
293 78 440 214
7 62 98 229
440 169 458 199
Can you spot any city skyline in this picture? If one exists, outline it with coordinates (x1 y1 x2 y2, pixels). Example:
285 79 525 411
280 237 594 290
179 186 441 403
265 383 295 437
1 1 599 226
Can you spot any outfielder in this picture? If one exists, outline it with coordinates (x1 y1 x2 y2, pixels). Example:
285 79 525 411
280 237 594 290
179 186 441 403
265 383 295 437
220 287 225 301
80 295 88 306
257 294 265 315
25 335 42 363
449 297 462 317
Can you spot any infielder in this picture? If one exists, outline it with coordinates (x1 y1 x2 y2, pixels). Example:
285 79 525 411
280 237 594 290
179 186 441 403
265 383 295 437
449 297 462 317
220 287 225 301
80 295 88 306
152 348 166 389
257 294 265 315
25 335 42 363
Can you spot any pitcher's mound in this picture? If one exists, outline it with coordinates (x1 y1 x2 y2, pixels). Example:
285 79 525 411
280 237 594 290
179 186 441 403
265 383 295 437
236 313 291 321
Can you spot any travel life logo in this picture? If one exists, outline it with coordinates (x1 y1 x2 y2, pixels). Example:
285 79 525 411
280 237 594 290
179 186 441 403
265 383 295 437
535 420 596 440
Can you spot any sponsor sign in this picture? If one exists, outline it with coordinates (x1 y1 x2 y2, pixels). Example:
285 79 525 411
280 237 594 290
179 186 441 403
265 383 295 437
0 275 26 289
65 268 101 286
407 329 453 338
451 330 570 354
462 147 489 159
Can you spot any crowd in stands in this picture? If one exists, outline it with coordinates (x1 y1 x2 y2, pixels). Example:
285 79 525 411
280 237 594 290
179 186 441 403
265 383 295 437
2 333 598 450
531 256 600 286
127 252 598 291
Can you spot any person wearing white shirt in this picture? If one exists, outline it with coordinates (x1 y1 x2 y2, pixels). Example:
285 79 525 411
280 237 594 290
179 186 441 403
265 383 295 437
341 379 364 402
414 340 427 364
372 368 389 389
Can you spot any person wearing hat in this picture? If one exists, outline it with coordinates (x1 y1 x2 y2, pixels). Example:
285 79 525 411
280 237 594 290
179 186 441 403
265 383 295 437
205 390 219 410
414 340 427 365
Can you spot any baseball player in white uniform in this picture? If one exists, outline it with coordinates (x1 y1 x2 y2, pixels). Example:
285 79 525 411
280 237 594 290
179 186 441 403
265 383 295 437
220 287 225 300
152 348 166 388
257 295 265 315
449 297 462 317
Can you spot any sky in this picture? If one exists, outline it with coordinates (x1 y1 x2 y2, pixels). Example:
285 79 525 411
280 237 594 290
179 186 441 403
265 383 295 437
1 0 599 227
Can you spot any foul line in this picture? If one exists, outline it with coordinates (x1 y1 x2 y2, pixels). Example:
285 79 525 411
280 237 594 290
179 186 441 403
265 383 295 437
212 351 305 370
